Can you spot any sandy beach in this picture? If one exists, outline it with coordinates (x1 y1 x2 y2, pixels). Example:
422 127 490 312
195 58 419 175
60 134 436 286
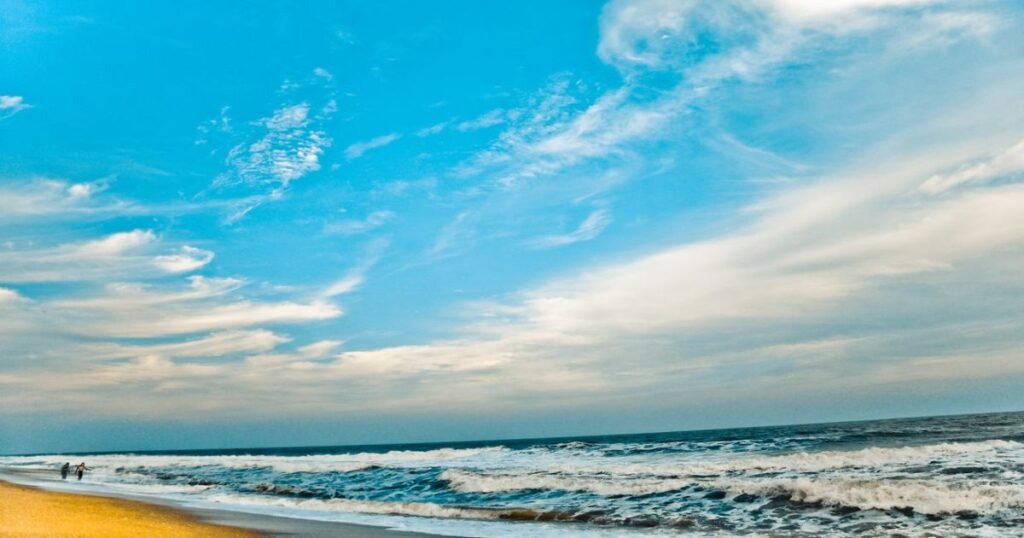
0 474 449 538
0 479 254 537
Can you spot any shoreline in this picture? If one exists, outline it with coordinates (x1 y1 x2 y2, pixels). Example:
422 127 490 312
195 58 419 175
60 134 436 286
0 479 254 538
0 473 449 538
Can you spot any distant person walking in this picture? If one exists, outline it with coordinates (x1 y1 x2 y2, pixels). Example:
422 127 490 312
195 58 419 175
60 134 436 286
75 462 87 481
60 462 70 480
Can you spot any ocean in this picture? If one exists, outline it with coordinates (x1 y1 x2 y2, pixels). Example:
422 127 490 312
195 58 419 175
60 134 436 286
3 412 1024 537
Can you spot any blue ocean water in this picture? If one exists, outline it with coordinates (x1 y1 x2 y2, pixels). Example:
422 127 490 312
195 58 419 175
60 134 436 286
4 412 1024 537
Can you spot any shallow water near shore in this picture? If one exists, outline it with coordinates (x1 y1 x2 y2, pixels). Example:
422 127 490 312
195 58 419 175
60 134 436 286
4 411 1024 537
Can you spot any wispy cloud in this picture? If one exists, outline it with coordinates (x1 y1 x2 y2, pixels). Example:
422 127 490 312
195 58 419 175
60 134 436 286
0 95 31 119
72 229 156 256
153 245 215 273
323 210 396 236
0 179 129 222
0 230 216 283
208 73 338 221
415 122 450 137
919 138 1024 195
312 67 333 81
195 106 232 144
458 0 978 194
89 330 290 360
52 276 342 338
321 237 389 298
531 207 612 248
221 103 332 188
455 109 506 131
428 211 473 260
344 133 401 160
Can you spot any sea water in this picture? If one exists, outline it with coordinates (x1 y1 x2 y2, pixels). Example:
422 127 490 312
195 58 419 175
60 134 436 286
3 412 1024 537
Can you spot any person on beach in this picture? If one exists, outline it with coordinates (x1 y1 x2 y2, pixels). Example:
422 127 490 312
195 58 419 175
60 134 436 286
60 462 70 480
75 462 87 481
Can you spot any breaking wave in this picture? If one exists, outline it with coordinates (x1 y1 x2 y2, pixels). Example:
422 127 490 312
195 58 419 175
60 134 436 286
712 477 1024 515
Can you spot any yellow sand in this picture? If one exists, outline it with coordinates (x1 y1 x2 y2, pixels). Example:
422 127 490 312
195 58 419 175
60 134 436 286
0 480 257 537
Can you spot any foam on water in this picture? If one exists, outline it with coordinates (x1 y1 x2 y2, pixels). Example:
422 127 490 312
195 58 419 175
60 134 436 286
711 477 1024 514
1 446 507 474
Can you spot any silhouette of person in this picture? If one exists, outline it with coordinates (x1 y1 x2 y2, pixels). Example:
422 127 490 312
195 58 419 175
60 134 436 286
60 462 70 480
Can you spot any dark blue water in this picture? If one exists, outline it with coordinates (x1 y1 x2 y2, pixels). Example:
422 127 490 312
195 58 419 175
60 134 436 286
5 412 1024 536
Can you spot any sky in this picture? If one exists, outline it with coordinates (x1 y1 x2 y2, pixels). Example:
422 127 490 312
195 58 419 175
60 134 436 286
2 0 1024 454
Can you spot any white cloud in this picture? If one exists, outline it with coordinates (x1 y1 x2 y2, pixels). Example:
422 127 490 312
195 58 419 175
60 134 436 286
597 0 713 68
415 122 449 137
532 208 612 248
764 0 941 25
153 245 215 273
323 210 395 236
374 178 438 197
217 101 334 199
456 109 506 131
0 232 213 283
896 10 1000 49
93 330 289 360
474 0 969 194
499 124 1024 344
55 278 342 338
597 0 947 71
0 287 25 304
312 67 333 81
298 339 344 358
344 133 401 160
919 138 1024 195
322 275 363 297
429 211 473 260
321 237 388 298
0 179 133 221
71 229 156 257
0 95 31 118
74 355 229 390
67 181 105 199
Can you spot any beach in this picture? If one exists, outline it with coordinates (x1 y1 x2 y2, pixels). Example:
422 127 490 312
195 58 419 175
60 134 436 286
0 477 446 538
0 479 254 537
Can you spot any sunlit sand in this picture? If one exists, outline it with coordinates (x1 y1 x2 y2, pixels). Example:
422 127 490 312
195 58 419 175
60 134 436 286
0 480 254 538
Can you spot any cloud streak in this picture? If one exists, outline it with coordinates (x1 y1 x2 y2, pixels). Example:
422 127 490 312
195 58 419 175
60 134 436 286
0 230 215 283
344 133 401 160
531 207 611 248
53 277 342 338
323 210 396 236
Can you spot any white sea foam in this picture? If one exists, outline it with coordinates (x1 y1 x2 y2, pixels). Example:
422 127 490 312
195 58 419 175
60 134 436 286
550 440 1023 478
712 477 1024 514
689 440 1021 475
441 440 1024 502
0 446 508 475
203 492 556 522
442 469 694 496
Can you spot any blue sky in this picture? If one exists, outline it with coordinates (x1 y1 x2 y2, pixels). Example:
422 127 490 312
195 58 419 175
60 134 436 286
2 0 1024 453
